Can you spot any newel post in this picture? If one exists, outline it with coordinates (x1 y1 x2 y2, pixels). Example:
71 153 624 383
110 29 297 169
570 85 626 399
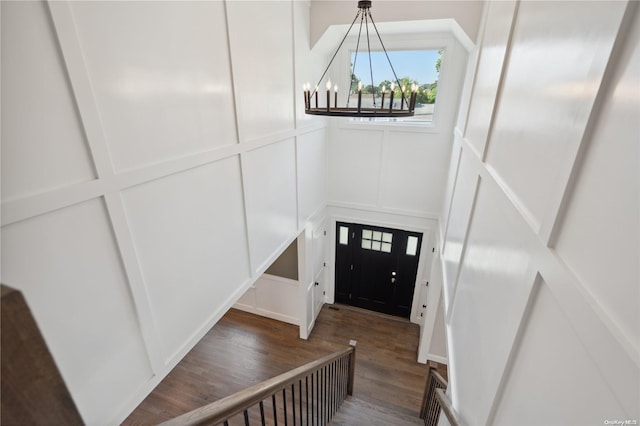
347 340 357 396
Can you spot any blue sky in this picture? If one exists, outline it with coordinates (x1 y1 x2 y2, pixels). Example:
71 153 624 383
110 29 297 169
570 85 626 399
350 49 440 87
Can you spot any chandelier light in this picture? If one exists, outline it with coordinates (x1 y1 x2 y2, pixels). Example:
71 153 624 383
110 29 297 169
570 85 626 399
304 0 417 118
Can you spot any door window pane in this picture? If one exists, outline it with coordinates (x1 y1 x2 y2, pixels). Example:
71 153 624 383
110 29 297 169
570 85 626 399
361 228 393 253
406 236 418 256
339 226 349 245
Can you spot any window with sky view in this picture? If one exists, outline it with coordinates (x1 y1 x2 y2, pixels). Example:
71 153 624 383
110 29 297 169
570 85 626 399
349 49 442 122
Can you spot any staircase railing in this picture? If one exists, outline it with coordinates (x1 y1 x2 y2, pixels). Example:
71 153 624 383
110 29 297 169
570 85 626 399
160 340 357 426
435 388 462 426
420 362 448 426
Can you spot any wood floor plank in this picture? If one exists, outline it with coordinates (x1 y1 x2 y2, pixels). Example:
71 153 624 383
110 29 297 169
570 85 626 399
122 304 431 425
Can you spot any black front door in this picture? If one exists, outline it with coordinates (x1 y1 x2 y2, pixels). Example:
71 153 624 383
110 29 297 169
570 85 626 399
335 222 422 318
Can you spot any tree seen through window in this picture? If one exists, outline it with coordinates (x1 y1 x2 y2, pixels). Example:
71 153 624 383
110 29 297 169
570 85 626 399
349 49 442 122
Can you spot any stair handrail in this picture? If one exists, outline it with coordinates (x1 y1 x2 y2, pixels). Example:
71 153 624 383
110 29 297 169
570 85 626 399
435 388 463 426
159 340 357 426
420 362 449 426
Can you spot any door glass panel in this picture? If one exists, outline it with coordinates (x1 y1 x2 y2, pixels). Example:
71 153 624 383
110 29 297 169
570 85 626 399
362 228 393 253
406 236 418 256
339 226 349 245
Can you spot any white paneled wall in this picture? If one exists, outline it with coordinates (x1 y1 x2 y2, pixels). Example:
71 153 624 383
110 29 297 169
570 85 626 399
226 0 295 141
326 24 472 334
70 0 238 172
0 1 327 424
1 199 153 424
243 139 298 274
297 128 328 224
441 1 639 424
121 158 251 362
1 0 97 202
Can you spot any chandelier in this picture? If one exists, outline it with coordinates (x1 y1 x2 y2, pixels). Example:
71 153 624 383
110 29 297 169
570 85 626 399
303 0 417 118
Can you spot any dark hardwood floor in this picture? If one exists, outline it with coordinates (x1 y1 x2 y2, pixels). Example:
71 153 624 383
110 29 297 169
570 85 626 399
123 304 431 425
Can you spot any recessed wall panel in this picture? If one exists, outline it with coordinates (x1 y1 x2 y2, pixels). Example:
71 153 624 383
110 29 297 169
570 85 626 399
1 199 152 425
122 158 250 360
380 131 452 214
484 1 626 228
464 0 517 156
244 139 298 273
442 148 479 311
70 1 237 172
492 280 629 425
328 128 383 207
226 1 295 140
297 129 327 223
1 1 96 202
448 180 535 426
555 13 640 346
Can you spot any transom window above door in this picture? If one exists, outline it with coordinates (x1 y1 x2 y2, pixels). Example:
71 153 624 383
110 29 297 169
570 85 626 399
361 229 392 253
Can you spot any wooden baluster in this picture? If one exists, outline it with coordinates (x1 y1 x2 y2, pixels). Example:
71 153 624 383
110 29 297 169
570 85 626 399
298 380 303 426
283 389 288 426
291 383 296 426
272 394 278 426
259 401 265 426
347 341 357 396
243 409 250 425
306 376 310 426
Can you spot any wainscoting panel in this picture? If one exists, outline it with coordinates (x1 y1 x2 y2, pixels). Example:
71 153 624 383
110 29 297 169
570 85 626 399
69 0 238 172
1 0 96 202
121 157 251 362
1 199 153 425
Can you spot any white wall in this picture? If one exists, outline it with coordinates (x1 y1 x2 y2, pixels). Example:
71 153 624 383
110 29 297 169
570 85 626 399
440 1 639 425
310 0 485 48
0 1 327 424
324 21 473 332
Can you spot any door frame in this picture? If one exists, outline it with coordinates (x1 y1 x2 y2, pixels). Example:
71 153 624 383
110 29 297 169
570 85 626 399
326 212 435 325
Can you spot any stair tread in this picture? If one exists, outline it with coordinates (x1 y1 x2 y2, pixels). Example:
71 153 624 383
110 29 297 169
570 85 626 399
329 396 423 426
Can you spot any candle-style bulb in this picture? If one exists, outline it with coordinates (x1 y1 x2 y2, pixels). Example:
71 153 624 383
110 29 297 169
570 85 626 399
334 84 338 92
381 85 386 93
326 80 332 90
390 82 395 91
358 81 362 91
402 85 406 93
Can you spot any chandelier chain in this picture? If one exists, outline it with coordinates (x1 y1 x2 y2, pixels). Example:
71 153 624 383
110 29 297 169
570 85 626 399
367 9 409 109
312 9 361 100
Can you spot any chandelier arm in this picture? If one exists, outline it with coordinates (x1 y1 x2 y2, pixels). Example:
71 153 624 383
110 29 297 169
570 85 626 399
364 11 376 107
346 10 365 108
367 9 409 109
312 9 362 99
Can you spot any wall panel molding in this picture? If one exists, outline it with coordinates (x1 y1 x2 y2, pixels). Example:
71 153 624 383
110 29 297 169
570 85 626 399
1 1 329 424
441 1 639 423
